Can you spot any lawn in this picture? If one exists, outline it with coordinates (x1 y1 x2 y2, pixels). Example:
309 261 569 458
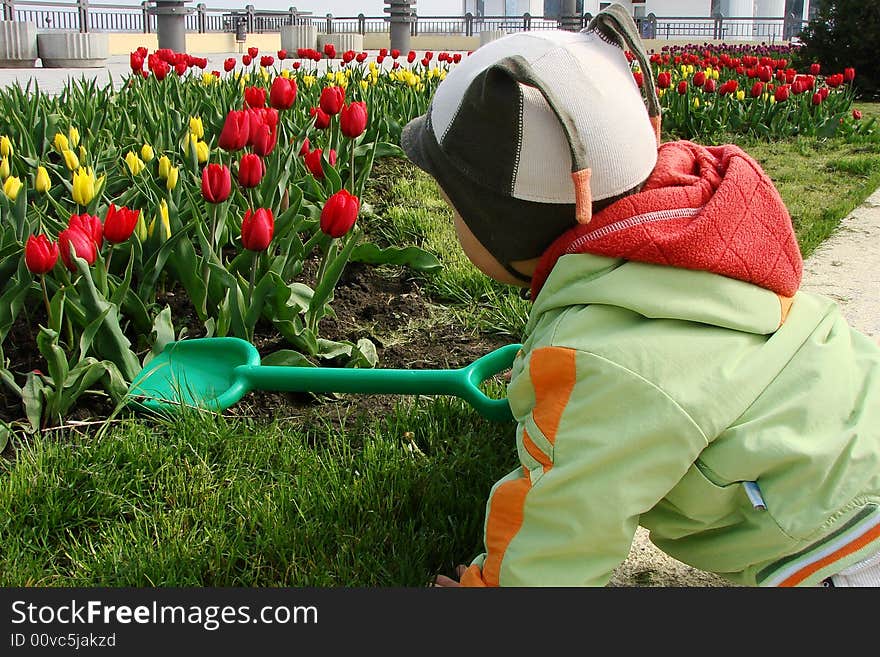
2 105 879 587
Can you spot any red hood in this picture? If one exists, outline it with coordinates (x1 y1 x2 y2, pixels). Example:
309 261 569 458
531 140 803 301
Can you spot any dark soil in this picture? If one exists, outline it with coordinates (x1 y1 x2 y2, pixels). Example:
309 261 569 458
0 251 510 435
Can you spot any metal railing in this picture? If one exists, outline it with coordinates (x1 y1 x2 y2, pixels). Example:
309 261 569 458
1 2 808 42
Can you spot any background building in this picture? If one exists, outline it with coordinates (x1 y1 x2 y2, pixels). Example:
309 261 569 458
461 1 813 20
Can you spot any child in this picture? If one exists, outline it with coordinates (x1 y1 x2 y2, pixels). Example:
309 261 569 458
400 4 880 587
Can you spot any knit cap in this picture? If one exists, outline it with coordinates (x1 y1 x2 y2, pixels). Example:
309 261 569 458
401 3 662 280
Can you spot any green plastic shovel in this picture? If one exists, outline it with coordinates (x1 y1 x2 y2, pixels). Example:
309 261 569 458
127 337 521 422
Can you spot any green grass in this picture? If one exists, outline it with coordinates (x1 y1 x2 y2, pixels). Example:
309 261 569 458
3 112 880 586
0 399 516 586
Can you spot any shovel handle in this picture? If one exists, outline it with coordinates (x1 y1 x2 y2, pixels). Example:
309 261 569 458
239 343 522 422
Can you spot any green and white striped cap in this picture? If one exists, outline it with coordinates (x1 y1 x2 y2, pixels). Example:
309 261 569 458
401 4 661 279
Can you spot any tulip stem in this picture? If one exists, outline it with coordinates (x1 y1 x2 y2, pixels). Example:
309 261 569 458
105 244 113 274
40 275 52 324
248 253 258 304
349 147 355 192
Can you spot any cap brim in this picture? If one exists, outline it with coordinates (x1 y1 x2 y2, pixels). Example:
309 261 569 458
400 114 436 177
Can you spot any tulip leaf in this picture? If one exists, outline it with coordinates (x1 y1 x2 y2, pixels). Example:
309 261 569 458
142 216 197 297
315 339 356 361
0 365 21 397
347 338 379 369
349 243 442 273
144 305 175 367
73 256 141 381
0 420 9 453
244 271 277 331
0 259 35 345
260 350 316 368
21 372 47 432
37 327 69 393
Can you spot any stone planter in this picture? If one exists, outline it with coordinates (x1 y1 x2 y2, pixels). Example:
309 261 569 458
317 32 364 57
0 21 38 68
479 30 505 48
37 31 109 68
281 24 318 53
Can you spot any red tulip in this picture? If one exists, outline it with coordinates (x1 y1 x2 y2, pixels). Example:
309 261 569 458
58 227 97 271
421 57 430 67
269 76 297 110
853 109 863 120
250 108 279 156
244 85 266 108
775 85 790 102
844 67 856 82
379 48 388 57
377 54 386 64
656 72 671 89
340 101 368 139
453 53 462 63
68 213 103 250
298 137 310 156
704 78 716 93
241 208 274 251
758 66 773 83
238 153 264 188
130 51 143 72
692 71 706 87
320 189 359 238
103 204 140 244
218 110 250 151
242 54 252 66
174 60 187 76
407 51 416 63
304 148 336 179
751 81 764 98
676 80 688 95
277 49 287 60
390 49 400 59
260 55 274 67
323 43 337 59
224 57 236 72
153 62 170 80
809 62 820 75
632 71 643 87
356 52 367 63
811 92 822 106
342 50 355 64
292 61 301 70
319 86 345 115
136 46 147 58
248 46 258 59
24 234 59 275
201 163 232 203
310 106 331 130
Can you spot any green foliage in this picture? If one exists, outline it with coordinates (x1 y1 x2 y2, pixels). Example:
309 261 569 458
796 1 880 100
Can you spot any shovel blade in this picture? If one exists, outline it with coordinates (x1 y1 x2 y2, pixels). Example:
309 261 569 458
127 337 261 414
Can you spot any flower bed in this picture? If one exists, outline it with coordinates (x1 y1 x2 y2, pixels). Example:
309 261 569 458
0 41 870 436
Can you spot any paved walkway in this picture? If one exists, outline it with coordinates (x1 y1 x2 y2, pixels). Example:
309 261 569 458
3 58 880 587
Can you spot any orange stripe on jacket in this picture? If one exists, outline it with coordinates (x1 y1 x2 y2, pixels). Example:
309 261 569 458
462 348 577 586
531 347 578 445
779 522 880 587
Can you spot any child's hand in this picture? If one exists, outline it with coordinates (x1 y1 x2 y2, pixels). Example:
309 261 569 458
432 565 467 587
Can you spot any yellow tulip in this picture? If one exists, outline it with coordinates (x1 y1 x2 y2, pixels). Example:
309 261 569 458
141 143 155 162
0 156 8 180
369 61 377 72
359 80 369 91
280 69 291 79
260 67 269 82
34 165 51 193
157 155 171 179
0 135 11 157
712 69 720 80
149 200 171 240
124 151 146 176
770 95 777 104
79 145 87 161
61 149 79 171
693 96 700 109
201 72 215 85
195 141 209 164
189 116 204 140
68 126 80 149
736 90 745 101
71 166 98 206
658 88 666 98
302 75 315 88
166 165 179 191
2 175 21 201
135 214 147 242
53 132 69 152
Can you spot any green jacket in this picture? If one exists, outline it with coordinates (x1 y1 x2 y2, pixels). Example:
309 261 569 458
460 253 880 587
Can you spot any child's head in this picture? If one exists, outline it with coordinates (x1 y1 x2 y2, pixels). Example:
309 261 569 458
401 4 661 286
